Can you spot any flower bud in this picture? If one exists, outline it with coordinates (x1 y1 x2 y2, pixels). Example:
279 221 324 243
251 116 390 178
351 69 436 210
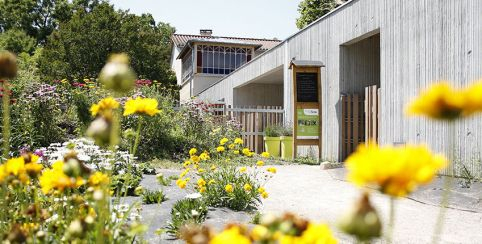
86 116 111 147
99 53 136 93
134 186 144 196
63 158 81 177
338 192 382 241
0 51 17 79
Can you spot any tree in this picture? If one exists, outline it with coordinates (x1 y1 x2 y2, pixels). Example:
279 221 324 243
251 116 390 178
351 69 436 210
0 29 36 54
0 0 101 44
38 2 176 85
296 0 346 29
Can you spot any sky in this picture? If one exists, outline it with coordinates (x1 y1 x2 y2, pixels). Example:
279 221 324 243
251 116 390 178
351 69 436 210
109 0 301 40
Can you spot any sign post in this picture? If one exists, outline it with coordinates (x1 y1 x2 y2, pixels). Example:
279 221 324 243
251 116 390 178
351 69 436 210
289 60 324 160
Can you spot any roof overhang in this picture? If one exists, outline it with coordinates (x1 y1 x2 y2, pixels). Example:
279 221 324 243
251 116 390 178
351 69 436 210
176 39 263 60
289 60 325 69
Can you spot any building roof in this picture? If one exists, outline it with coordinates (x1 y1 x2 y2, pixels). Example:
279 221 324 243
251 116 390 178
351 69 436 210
172 34 281 51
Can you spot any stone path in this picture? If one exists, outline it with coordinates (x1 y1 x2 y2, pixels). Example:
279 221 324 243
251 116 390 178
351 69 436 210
130 165 482 243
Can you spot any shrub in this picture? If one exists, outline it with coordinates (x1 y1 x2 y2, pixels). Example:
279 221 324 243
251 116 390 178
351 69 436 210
264 124 283 137
142 190 167 204
166 197 208 237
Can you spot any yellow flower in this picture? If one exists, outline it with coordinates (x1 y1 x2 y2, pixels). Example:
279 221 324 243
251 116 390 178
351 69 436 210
197 178 206 187
180 169 190 178
346 143 447 197
216 146 225 153
225 184 234 193
183 161 191 168
250 225 269 241
239 167 247 173
242 148 251 156
39 161 75 194
198 168 206 173
200 152 210 160
90 97 119 116
189 148 197 156
220 137 229 145
176 179 187 189
407 82 465 120
257 187 265 194
25 162 43 176
88 172 110 186
199 186 207 193
210 226 250 244
5 157 25 176
256 160 265 167
191 155 200 163
267 167 277 174
233 150 240 155
280 223 337 244
228 143 235 150
123 97 161 116
261 152 270 158
208 179 216 185
210 165 217 171
261 191 269 199
234 138 243 145
243 183 252 191
463 80 482 116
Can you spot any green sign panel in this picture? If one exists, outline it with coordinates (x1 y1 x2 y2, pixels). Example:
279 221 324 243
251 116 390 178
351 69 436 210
296 109 319 139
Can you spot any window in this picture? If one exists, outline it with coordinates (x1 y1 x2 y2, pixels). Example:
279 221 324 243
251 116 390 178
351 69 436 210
181 49 193 81
196 45 253 75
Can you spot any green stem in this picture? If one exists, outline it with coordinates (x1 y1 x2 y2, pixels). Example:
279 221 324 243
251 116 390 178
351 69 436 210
432 122 455 244
132 117 143 157
387 197 395 244
2 80 10 160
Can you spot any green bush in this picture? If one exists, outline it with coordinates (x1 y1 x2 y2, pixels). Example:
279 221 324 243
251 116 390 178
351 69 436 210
142 190 167 204
166 198 208 237
201 166 261 211
264 124 283 137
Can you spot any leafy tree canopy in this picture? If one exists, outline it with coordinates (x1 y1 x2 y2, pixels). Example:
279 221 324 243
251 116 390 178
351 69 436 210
38 2 176 85
296 0 345 29
0 29 37 54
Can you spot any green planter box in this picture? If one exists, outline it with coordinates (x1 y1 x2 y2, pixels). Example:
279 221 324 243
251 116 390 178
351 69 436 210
280 136 293 160
264 136 281 157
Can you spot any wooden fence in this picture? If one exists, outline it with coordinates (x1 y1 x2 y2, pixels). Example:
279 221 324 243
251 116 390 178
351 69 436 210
341 94 365 160
341 85 380 160
208 104 284 153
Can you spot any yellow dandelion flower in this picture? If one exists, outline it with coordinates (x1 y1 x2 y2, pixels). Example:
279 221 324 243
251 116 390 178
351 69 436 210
261 152 270 158
228 143 235 150
225 184 234 193
39 161 75 194
123 97 161 116
183 161 191 168
189 148 197 156
239 167 247 173
217 146 225 153
267 167 277 174
234 138 243 145
191 155 200 163
257 187 265 194
199 186 207 193
346 143 447 197
176 179 187 189
220 137 229 145
243 183 252 191
261 191 269 199
90 97 119 116
200 152 210 160
256 160 265 167
242 148 251 156
5 157 25 176
407 82 465 120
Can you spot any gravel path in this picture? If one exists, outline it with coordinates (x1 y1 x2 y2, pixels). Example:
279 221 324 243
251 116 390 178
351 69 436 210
261 165 482 244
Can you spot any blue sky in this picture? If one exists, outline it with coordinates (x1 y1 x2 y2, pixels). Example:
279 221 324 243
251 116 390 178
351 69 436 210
110 0 301 40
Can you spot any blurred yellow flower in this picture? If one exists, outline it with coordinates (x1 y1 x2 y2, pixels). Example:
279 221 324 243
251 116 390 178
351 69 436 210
189 148 197 156
123 97 160 116
183 161 191 168
407 82 465 120
250 225 269 241
257 187 265 194
197 178 206 187
88 172 109 186
225 184 234 193
239 167 247 173
261 152 270 158
243 183 252 191
228 143 235 150
256 160 265 167
280 223 337 244
5 157 25 176
180 169 189 178
346 143 447 197
267 167 277 174
39 161 75 194
210 226 250 244
233 150 240 155
90 97 119 116
220 138 229 145
176 179 187 189
216 146 225 153
261 191 269 199
208 179 216 185
199 186 207 193
200 152 210 160
242 148 251 156
191 155 200 163
463 80 482 116
234 138 243 145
